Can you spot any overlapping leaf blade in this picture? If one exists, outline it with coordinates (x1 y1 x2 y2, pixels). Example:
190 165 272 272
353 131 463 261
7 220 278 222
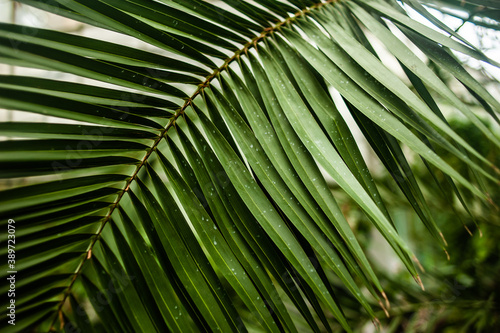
0 0 498 332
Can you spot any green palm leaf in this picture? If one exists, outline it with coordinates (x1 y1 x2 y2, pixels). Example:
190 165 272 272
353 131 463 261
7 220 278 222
0 0 498 331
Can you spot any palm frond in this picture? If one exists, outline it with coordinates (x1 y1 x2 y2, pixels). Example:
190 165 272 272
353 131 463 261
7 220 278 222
0 0 498 332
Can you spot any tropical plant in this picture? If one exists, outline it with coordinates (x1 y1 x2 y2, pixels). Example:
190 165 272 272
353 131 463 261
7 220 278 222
0 0 499 332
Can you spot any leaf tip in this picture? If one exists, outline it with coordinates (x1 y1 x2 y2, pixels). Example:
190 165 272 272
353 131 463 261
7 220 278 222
382 290 390 309
439 232 448 246
415 275 425 291
378 299 390 318
444 248 450 261
464 224 473 236
372 317 382 330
